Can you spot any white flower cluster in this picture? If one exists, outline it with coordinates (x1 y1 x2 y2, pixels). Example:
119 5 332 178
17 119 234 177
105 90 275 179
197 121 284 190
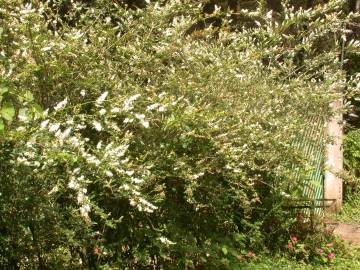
14 90 171 219
16 141 40 168
123 94 141 111
68 170 91 221
158 236 175 245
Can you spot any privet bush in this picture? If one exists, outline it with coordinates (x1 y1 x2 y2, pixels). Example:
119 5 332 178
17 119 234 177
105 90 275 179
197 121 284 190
0 0 358 269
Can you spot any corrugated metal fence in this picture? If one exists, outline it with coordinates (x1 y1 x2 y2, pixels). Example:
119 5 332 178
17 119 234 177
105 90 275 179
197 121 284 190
292 117 325 215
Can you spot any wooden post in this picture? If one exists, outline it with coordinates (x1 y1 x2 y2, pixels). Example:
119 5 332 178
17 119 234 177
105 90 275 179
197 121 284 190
324 98 343 213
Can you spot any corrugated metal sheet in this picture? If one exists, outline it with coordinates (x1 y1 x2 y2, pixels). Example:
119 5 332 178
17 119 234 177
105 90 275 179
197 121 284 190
292 117 325 215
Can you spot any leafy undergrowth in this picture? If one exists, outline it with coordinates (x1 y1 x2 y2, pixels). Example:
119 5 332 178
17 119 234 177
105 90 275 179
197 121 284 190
238 248 360 270
341 129 360 223
237 221 360 270
337 192 360 223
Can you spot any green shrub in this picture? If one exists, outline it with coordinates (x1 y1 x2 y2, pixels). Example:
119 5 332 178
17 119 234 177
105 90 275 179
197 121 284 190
0 0 358 268
343 129 360 194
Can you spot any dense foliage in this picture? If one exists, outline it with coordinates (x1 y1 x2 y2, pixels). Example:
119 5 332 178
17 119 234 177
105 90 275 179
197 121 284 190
0 0 359 269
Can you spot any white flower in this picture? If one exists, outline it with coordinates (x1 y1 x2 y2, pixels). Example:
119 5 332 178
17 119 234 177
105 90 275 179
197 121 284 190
135 113 145 120
139 198 157 209
159 236 175 245
41 46 51 52
158 105 166 112
281 191 291 198
33 161 40 167
96 91 108 105
140 120 149 128
16 127 26 132
96 141 102 149
69 136 81 147
48 185 59 195
123 118 133 123
123 101 133 111
66 118 74 125
128 94 141 102
40 119 50 129
18 113 28 122
80 90 86 96
131 178 144 184
99 108 106 115
111 107 120 113
60 127 72 140
129 199 136 206
86 155 101 166
126 170 134 176
77 192 86 204
55 129 62 138
43 109 49 117
68 177 79 189
76 124 86 130
17 156 29 165
105 142 113 150
146 103 159 111
93 121 102 131
108 121 120 131
134 114 149 127
105 170 113 177
54 97 68 111
49 123 60 133
80 204 91 217
132 190 141 196
123 94 141 111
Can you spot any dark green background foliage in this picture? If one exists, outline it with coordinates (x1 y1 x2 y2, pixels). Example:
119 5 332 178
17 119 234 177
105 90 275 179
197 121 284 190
0 0 358 269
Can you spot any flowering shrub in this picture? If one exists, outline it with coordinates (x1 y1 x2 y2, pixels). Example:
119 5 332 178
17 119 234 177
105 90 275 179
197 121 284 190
285 225 347 266
0 0 359 268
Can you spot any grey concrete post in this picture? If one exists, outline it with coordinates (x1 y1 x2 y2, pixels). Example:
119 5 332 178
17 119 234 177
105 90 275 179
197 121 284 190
324 98 343 213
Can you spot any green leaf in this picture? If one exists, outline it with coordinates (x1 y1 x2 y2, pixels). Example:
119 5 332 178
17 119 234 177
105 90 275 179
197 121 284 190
32 103 43 117
221 246 228 255
0 118 4 131
1 101 15 122
23 91 34 102
0 85 8 95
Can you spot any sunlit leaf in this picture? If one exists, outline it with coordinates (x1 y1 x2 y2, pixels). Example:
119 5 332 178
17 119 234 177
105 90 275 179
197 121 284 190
1 101 15 122
23 91 34 102
0 85 8 95
32 103 43 116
